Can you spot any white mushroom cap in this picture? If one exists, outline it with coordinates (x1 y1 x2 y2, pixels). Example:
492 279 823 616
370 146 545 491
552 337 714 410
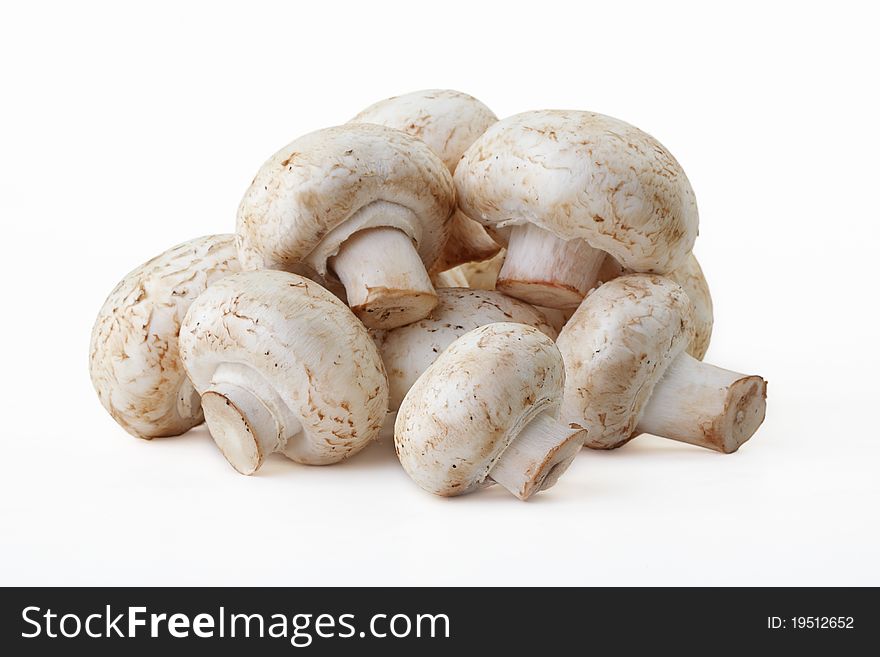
455 110 699 274
372 288 557 411
236 123 456 328
597 252 713 360
179 270 388 473
89 234 239 439
350 89 501 272
557 274 694 448
664 253 713 360
236 123 454 279
351 89 497 172
395 323 584 499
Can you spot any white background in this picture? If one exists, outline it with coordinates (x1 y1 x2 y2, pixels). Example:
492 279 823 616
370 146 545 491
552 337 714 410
1 0 878 586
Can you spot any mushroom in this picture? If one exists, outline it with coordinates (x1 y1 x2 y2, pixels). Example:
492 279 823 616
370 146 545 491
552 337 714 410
372 288 557 412
178 270 388 474
652 253 712 360
454 110 699 309
236 123 455 329
350 89 501 272
89 234 240 439
585 252 715 360
395 323 585 500
557 274 766 453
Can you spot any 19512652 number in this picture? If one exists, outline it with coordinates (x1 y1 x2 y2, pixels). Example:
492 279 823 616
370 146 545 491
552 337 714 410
768 617 854 629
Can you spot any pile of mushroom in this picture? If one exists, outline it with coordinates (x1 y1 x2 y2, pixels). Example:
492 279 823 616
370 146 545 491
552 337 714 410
90 89 767 501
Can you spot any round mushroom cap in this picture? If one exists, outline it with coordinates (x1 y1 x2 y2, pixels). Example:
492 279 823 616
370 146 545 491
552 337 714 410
598 252 713 360
665 253 713 360
236 123 455 281
454 110 699 274
372 288 558 411
557 274 694 448
89 234 240 439
350 89 498 173
179 270 388 464
395 323 565 496
351 89 501 272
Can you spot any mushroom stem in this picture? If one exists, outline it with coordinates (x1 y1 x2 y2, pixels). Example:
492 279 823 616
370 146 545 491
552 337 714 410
199 364 302 475
496 224 606 309
489 411 585 500
637 353 767 454
330 227 438 329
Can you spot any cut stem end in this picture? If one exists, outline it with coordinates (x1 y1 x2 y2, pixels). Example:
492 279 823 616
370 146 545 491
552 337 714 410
637 353 767 453
330 227 438 329
489 411 586 500
201 382 279 475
